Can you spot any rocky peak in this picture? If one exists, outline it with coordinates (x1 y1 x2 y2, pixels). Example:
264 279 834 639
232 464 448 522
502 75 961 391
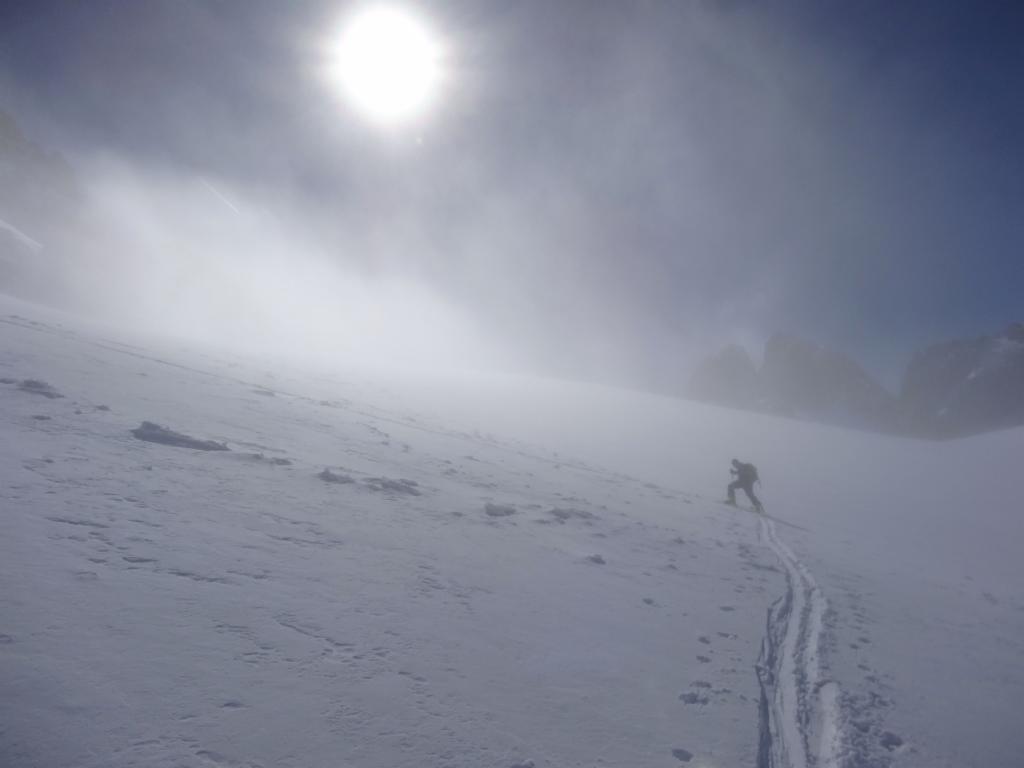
900 325 1024 438
685 334 895 431
759 334 894 427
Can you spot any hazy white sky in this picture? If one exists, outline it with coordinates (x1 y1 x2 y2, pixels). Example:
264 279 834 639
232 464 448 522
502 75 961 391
2 1 1022 388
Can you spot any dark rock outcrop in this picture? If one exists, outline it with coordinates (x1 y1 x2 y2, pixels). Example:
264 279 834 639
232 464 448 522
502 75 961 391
899 324 1024 438
759 334 895 430
686 324 1024 439
131 421 229 451
318 468 354 484
686 335 895 431
15 379 64 399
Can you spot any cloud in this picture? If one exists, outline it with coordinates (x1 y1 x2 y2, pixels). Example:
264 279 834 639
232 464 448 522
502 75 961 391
63 157 502 373
4 1 1021 389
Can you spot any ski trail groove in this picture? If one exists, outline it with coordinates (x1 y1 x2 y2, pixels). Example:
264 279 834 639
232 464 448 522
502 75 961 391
755 515 842 768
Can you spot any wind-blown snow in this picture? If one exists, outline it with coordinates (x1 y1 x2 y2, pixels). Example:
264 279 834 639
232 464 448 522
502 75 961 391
0 216 43 254
1 295 1022 768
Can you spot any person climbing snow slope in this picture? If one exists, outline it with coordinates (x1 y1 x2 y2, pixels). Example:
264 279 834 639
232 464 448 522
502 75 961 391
726 458 763 512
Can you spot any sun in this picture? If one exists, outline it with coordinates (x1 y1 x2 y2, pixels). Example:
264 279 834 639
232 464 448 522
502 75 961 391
329 5 445 125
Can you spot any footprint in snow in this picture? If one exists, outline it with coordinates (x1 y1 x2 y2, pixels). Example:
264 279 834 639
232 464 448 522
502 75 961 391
484 503 516 517
237 452 292 466
318 468 354 484
547 507 598 524
679 692 709 705
364 477 421 496
880 731 904 751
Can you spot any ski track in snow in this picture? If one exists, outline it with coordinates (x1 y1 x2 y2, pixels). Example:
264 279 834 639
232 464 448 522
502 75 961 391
756 515 842 768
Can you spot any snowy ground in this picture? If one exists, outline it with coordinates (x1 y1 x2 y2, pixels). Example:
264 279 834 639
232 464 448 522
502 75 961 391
2 296 1022 768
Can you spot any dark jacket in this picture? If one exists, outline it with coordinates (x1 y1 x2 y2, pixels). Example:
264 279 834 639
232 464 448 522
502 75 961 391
732 462 759 486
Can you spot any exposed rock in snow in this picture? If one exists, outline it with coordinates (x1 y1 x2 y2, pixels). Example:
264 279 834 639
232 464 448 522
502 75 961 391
14 378 64 399
130 420 229 451
318 467 354 483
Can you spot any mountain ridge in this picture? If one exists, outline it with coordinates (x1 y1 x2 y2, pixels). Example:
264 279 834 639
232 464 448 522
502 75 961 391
687 324 1024 439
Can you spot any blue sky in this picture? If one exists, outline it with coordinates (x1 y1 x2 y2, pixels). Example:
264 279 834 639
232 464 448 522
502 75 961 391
2 0 1022 388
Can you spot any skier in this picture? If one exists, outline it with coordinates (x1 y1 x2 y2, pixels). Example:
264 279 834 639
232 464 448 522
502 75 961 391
726 458 763 512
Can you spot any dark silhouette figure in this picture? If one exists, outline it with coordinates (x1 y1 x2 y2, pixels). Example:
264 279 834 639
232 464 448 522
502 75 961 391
727 458 763 512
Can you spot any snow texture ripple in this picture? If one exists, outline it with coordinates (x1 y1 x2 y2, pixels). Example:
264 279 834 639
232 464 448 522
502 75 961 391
756 516 843 768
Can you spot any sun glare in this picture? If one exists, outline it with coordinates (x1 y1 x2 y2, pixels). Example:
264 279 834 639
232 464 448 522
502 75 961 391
330 5 444 125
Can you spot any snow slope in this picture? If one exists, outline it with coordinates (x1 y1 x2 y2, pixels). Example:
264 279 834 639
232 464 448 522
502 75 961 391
1 296 1022 768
